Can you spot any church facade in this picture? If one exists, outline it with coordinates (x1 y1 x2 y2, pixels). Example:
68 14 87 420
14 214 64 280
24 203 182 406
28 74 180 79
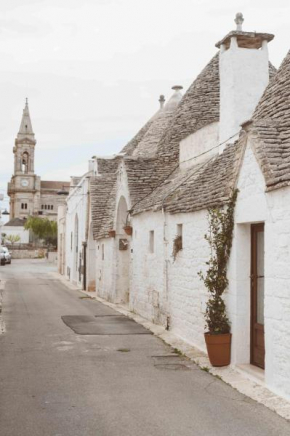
7 100 69 223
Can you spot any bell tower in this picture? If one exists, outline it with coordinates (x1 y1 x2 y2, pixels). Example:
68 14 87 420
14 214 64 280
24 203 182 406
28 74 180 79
8 99 41 219
14 98 36 175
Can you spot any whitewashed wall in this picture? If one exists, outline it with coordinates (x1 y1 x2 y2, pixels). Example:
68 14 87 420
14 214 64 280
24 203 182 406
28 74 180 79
130 211 166 324
131 209 210 350
3 226 29 244
65 175 89 286
129 141 290 401
95 160 132 303
179 122 219 169
229 141 290 401
57 204 66 275
219 39 269 148
95 237 116 300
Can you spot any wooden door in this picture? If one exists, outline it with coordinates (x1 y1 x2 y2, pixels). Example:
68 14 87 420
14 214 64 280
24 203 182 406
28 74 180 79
251 224 265 369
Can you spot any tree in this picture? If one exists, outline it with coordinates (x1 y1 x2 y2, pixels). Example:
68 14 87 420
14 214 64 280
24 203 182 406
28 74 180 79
1 233 7 244
198 189 238 335
24 216 57 247
6 234 21 247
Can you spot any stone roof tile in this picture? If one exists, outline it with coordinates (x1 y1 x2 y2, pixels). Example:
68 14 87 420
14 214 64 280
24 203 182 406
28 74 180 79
251 50 290 190
133 140 244 215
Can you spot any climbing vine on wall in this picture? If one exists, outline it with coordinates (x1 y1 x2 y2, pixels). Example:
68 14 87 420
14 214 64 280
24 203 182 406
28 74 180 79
198 189 238 334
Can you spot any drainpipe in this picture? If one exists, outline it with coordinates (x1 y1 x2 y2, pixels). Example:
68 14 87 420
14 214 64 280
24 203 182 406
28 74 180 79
83 177 91 291
82 241 87 290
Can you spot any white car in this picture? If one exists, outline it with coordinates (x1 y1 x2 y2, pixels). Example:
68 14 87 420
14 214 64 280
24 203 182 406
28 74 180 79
2 247 11 264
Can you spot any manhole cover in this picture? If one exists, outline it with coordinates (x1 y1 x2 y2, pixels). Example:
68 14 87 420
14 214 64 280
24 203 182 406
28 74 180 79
61 315 151 335
152 354 196 371
154 363 190 371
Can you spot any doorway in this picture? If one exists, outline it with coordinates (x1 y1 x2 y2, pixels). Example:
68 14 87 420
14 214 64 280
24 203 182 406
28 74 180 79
251 223 265 369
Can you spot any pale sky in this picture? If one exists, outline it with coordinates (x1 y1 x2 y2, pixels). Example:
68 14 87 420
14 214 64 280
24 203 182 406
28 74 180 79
0 0 290 211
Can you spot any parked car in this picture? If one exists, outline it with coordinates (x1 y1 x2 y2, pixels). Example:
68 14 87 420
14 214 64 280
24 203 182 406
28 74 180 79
0 247 6 266
2 247 11 264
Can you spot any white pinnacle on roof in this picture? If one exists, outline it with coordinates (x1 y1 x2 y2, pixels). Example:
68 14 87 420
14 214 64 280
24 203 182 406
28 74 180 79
235 12 244 31
17 98 34 139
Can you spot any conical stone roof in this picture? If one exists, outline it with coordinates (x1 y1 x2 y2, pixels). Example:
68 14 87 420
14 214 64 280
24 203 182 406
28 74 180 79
250 50 290 190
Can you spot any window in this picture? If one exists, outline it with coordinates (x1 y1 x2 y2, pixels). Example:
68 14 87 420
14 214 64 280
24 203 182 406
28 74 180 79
177 224 183 249
48 205 51 210
21 152 29 173
21 203 28 210
102 244 105 260
51 205 54 210
41 205 44 210
149 230 154 253
45 205 47 210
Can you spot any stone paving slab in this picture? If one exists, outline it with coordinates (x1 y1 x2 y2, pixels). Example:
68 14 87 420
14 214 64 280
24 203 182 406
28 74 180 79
62 314 152 335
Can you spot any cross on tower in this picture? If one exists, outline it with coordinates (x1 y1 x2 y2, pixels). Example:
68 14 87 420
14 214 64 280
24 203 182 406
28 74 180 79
235 12 244 31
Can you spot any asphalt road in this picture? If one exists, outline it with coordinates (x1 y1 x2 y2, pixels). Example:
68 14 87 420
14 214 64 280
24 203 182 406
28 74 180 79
0 259 289 436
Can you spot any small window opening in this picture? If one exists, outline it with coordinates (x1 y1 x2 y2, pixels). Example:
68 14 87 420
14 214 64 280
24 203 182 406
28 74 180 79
177 224 183 247
149 230 154 253
102 244 105 260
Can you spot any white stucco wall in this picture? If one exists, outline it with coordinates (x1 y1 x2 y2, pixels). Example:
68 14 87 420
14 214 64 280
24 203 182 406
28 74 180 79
219 39 269 148
3 226 29 244
57 204 66 275
130 211 166 324
95 237 116 300
131 209 210 351
92 139 290 401
95 160 132 304
65 175 89 286
128 141 290 401
179 122 219 169
229 141 290 401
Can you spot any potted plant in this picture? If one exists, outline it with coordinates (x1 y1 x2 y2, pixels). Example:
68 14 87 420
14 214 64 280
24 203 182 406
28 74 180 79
123 225 132 236
108 230 116 238
199 190 238 367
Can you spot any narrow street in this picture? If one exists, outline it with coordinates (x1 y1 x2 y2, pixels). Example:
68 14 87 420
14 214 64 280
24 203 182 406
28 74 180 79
0 260 289 436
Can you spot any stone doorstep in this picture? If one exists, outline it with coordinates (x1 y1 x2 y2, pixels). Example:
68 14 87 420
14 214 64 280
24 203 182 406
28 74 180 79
53 273 290 422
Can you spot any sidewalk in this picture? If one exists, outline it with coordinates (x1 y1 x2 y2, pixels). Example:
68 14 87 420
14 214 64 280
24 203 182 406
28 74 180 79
52 272 290 421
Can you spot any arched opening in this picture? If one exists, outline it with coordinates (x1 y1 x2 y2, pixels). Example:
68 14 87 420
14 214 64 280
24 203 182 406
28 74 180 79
87 224 96 291
22 152 29 173
115 196 130 304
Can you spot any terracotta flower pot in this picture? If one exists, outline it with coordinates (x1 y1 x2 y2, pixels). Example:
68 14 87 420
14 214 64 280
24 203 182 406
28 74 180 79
204 332 232 367
124 225 132 236
108 230 116 238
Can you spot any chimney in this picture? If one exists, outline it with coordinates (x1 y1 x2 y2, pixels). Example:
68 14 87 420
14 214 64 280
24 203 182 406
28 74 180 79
217 13 274 152
159 95 165 109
